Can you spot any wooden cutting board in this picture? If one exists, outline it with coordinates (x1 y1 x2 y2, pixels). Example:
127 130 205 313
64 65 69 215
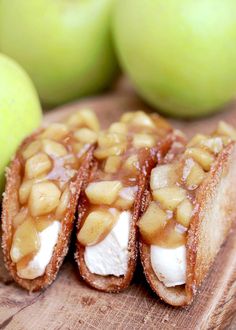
1 83 236 330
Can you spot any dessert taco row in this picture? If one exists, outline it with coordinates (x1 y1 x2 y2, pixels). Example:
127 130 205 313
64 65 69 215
1 110 236 306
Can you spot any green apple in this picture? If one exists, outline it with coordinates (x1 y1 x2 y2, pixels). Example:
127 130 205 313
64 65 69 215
0 53 42 195
0 0 118 106
113 0 236 118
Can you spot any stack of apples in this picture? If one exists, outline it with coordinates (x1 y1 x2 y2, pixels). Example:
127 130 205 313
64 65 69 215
0 0 236 195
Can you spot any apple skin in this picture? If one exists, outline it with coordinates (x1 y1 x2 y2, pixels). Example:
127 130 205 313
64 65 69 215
0 54 42 195
0 0 118 106
113 0 236 118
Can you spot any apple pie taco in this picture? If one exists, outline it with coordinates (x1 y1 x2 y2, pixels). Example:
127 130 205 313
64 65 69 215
138 121 236 306
1 109 100 291
75 111 185 292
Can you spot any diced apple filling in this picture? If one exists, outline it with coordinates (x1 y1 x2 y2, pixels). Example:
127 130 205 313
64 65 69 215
22 140 42 160
138 202 168 245
176 199 193 228
215 121 236 141
39 123 69 141
153 187 186 211
104 155 122 174
74 128 97 144
150 164 178 190
187 134 207 148
183 158 205 190
42 139 67 158
19 179 34 205
34 216 54 232
77 209 117 246
55 187 71 217
109 122 127 134
29 182 61 216
199 137 223 154
25 152 51 179
10 218 40 263
13 208 28 228
185 147 214 171
123 155 139 173
121 111 155 128
154 221 186 248
85 181 122 205
94 145 126 159
132 134 156 148
114 186 138 210
66 109 100 132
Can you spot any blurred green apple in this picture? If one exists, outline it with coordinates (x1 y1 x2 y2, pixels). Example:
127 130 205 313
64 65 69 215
0 54 42 195
113 0 236 118
0 0 118 106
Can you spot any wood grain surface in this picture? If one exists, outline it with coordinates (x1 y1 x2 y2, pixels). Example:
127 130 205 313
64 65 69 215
1 82 236 330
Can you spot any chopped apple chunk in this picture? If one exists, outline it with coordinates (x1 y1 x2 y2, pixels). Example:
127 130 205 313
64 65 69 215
34 216 53 232
153 221 186 248
120 112 135 123
66 109 100 132
176 199 193 228
199 137 223 154
13 208 28 228
114 186 137 210
138 202 168 245
153 187 186 211
187 134 207 147
85 181 122 205
73 142 85 155
183 158 205 189
109 122 127 134
104 155 122 174
79 109 100 132
19 179 34 204
150 164 178 191
123 155 139 172
98 132 126 149
42 139 67 158
94 144 126 159
22 140 42 160
74 128 97 144
55 187 71 217
132 133 156 148
130 111 156 128
114 197 134 210
39 123 69 141
77 209 116 246
216 121 236 141
185 147 214 171
10 218 40 263
25 152 51 179
29 182 61 216
121 111 155 128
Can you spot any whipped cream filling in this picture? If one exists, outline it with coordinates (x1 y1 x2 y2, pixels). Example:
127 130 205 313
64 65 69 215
17 221 61 280
150 245 186 287
84 210 130 276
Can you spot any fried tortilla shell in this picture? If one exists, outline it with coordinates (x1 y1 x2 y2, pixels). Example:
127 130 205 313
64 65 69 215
75 111 185 292
2 109 99 291
140 139 236 306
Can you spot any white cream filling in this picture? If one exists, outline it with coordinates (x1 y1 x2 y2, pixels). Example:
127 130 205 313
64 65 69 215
84 210 130 276
17 221 61 280
150 245 186 287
